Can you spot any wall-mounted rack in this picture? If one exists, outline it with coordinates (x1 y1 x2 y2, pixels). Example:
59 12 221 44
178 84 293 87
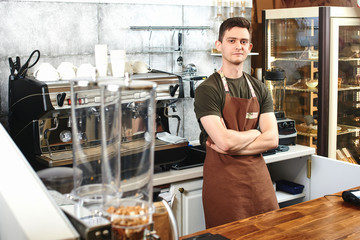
130 25 212 72
130 26 210 30
211 52 259 56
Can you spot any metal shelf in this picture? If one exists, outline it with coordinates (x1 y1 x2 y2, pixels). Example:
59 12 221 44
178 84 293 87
272 57 318 62
211 52 259 56
286 85 360 92
130 26 210 30
339 57 360 61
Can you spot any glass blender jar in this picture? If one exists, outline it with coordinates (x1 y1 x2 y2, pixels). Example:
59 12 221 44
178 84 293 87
99 77 157 240
265 68 287 115
70 77 106 212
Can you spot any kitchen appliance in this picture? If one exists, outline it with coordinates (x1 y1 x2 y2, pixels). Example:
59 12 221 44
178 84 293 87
8 68 186 171
277 118 297 146
67 77 157 240
48 190 111 240
264 68 286 113
98 77 156 195
264 68 297 146
342 189 360 206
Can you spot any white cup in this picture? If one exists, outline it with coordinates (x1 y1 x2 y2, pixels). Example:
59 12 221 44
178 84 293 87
125 62 134 75
77 63 97 78
255 68 262 81
57 62 77 80
132 61 150 74
33 63 60 81
95 44 108 77
110 50 126 77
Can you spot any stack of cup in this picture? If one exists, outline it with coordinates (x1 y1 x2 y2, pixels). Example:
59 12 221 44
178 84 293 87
255 68 262 81
110 50 126 78
95 44 108 77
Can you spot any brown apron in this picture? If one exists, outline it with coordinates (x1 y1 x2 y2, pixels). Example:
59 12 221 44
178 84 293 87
202 72 279 228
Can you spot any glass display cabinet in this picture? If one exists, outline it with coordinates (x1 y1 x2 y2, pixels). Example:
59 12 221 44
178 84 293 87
263 7 360 164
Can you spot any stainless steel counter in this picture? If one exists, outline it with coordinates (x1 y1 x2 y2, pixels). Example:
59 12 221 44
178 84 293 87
153 144 316 186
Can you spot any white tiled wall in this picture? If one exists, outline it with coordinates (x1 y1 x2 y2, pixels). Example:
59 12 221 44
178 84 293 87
0 1 251 141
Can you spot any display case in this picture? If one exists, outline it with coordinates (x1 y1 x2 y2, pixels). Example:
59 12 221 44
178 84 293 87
263 7 360 164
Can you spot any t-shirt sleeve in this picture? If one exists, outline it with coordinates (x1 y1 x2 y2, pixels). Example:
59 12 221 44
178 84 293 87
194 83 223 121
259 83 274 114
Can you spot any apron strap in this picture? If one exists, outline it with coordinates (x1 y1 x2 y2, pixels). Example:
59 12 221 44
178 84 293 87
219 70 230 92
244 74 257 98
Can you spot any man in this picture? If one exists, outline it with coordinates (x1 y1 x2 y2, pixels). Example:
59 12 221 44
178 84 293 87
194 17 280 228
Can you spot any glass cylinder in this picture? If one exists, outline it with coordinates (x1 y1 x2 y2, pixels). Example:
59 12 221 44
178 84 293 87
99 78 157 240
265 68 287 113
212 0 225 54
70 78 107 213
240 0 246 18
229 1 235 18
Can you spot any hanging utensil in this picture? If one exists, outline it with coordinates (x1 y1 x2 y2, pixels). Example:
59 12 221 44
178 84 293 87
177 32 182 51
176 32 183 67
18 50 40 79
8 56 21 80
8 58 16 81
177 52 183 66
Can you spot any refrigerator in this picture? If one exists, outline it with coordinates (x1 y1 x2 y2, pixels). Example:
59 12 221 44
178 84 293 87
263 7 360 163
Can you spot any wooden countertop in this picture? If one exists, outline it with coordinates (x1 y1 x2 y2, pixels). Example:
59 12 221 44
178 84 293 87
180 187 360 240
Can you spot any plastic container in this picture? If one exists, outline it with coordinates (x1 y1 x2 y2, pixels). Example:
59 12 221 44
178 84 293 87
276 180 304 195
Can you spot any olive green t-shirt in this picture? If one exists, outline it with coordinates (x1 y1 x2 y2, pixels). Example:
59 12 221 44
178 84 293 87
194 72 274 147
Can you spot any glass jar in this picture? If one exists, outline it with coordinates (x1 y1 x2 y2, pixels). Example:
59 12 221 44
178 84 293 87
70 77 105 213
212 0 226 54
265 68 287 113
99 77 157 240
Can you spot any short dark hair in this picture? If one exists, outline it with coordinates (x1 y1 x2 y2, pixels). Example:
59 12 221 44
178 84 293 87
218 17 252 42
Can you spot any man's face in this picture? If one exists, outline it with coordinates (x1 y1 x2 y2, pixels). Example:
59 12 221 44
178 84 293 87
216 27 253 66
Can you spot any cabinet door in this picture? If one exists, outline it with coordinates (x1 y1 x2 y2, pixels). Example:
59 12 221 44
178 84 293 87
328 17 360 163
264 8 320 149
171 178 205 236
310 155 360 199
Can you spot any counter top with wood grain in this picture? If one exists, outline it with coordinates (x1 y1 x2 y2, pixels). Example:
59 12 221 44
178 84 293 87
180 187 360 240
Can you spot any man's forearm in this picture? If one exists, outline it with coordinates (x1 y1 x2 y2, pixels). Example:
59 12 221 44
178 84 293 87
207 128 261 154
208 129 278 156
227 130 278 155
223 128 261 152
204 112 279 156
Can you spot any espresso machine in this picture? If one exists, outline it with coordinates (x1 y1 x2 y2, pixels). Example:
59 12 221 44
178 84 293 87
8 68 187 171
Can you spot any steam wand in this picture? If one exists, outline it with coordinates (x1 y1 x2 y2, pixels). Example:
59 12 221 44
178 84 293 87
44 113 59 157
164 105 180 136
